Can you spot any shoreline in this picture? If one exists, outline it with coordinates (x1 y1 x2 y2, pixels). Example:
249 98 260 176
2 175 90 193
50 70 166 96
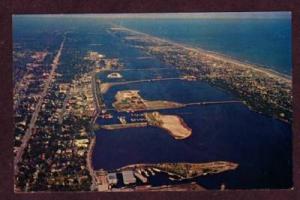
111 25 291 82
87 64 103 190
86 110 98 190
162 122 191 139
160 115 192 140
112 26 293 123
146 112 192 140
118 161 239 179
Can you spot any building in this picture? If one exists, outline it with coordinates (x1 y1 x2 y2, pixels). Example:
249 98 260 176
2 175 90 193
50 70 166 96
74 139 89 148
122 170 136 185
59 83 69 93
95 170 109 191
107 72 122 79
107 173 118 185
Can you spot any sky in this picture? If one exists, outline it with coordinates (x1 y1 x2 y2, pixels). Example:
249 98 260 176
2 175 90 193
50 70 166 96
14 12 291 19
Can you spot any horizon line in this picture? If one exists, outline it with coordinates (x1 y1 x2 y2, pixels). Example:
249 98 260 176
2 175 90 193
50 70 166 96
13 12 291 19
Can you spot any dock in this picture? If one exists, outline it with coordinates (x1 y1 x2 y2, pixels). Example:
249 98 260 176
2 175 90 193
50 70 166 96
100 122 148 130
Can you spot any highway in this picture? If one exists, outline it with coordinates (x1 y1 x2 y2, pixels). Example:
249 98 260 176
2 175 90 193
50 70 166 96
88 63 104 190
14 37 65 176
92 70 102 112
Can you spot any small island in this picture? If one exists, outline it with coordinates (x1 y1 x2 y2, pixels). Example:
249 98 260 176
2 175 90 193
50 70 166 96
145 112 192 139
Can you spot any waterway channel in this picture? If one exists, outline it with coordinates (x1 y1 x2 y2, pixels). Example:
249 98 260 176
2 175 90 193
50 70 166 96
92 25 292 189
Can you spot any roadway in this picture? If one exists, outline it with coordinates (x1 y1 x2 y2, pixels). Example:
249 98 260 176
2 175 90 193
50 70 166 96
92 70 102 113
100 77 183 94
111 77 182 85
105 100 243 112
88 63 104 190
103 67 171 72
14 37 65 176
185 100 243 106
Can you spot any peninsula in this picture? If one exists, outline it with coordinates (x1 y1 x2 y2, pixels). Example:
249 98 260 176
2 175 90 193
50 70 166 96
113 90 183 112
145 112 192 139
110 26 292 123
118 161 239 179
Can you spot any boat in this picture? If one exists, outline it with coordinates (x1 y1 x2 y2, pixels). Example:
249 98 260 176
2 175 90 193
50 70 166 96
152 168 161 172
118 116 127 124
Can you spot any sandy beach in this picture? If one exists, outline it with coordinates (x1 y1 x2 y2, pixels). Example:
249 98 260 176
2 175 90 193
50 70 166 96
146 112 192 139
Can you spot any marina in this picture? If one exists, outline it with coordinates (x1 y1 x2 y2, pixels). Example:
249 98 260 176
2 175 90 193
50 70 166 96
91 21 292 190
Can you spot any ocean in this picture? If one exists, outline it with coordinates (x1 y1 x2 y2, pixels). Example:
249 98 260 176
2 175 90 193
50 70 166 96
114 18 291 75
13 15 292 189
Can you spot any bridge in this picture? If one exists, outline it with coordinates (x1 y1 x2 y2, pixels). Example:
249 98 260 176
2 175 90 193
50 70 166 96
100 77 183 93
185 100 243 106
104 100 243 112
103 67 172 72
89 64 106 190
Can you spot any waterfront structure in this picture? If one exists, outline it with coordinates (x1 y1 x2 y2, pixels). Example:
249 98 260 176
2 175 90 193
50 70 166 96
122 170 136 185
107 173 118 185
95 170 109 191
107 72 122 79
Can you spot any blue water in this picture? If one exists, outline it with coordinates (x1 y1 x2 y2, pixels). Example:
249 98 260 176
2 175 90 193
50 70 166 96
13 15 292 189
90 20 292 189
94 73 292 189
114 18 291 74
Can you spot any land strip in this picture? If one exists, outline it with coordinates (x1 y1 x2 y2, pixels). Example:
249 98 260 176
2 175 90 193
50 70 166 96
111 25 292 122
118 161 238 179
112 90 242 112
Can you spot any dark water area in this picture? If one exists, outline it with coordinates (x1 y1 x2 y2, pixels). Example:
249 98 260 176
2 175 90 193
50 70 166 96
93 103 292 189
91 23 292 189
97 68 180 83
13 16 292 189
102 80 237 109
